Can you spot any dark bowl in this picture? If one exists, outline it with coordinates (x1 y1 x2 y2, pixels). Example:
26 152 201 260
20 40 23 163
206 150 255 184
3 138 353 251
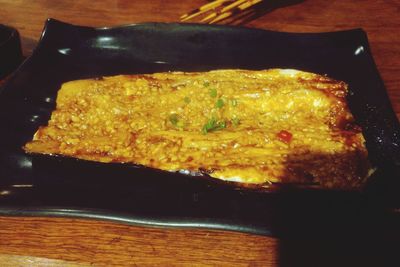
0 24 22 79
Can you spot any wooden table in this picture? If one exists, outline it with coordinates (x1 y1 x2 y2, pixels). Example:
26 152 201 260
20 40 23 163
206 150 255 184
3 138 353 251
0 1 399 266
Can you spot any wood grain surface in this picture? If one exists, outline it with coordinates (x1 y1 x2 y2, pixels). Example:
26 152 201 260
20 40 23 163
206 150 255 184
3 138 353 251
0 0 399 266
0 216 277 266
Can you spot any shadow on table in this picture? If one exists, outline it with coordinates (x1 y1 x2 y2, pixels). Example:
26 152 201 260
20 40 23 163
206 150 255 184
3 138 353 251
274 149 400 266
277 232 400 267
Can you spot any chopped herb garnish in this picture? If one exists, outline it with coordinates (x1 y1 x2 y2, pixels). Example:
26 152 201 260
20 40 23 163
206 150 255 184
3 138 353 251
202 117 226 134
169 113 185 128
202 117 216 134
169 113 179 126
209 88 217 98
218 120 226 129
230 98 238 107
184 96 191 104
204 81 210 87
215 98 224 109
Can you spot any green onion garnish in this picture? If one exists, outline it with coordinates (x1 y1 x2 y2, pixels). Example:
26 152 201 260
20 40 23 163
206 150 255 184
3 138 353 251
209 88 217 98
215 98 224 109
169 113 179 126
202 118 226 134
231 98 238 107
184 96 191 104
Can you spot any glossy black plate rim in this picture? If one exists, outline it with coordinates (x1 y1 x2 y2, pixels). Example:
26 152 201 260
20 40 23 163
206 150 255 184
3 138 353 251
0 206 272 235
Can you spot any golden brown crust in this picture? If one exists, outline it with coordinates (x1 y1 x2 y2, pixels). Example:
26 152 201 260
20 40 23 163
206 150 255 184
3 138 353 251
24 69 371 188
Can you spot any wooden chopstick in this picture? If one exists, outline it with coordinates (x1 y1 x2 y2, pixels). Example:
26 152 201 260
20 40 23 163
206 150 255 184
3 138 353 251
180 0 232 22
181 0 264 24
209 0 263 23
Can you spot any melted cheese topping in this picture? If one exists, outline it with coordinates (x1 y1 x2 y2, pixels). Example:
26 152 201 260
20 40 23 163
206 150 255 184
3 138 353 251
24 69 370 188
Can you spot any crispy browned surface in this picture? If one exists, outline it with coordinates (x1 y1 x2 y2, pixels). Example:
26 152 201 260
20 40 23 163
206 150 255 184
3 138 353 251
24 69 370 188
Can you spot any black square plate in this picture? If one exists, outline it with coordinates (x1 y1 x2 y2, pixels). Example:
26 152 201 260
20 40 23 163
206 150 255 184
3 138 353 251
0 19 399 236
